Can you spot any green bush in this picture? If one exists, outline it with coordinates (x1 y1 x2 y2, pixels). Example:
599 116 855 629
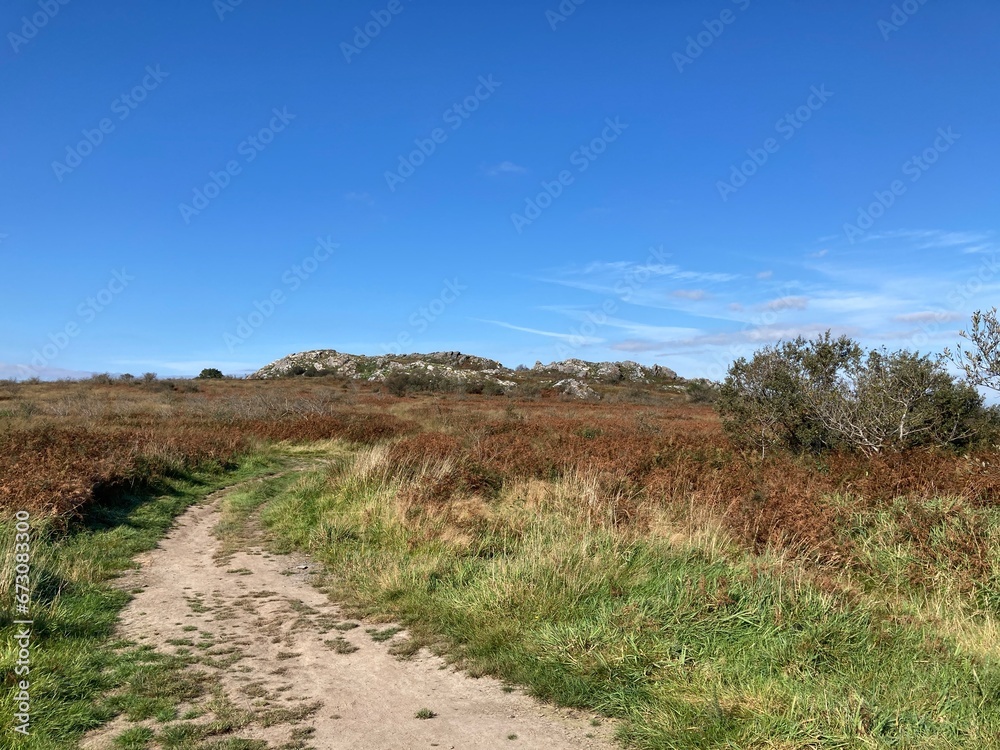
383 370 453 396
684 379 721 404
717 333 986 455
197 368 224 380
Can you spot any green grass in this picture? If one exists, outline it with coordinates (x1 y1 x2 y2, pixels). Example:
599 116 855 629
244 456 1000 749
366 625 403 642
324 637 358 654
0 450 284 748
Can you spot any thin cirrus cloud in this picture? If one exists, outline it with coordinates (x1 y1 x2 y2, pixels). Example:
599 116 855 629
473 318 603 344
893 310 964 323
864 229 993 250
671 289 708 301
667 323 861 349
610 340 666 353
486 161 527 177
763 295 809 311
538 261 739 305
507 229 996 374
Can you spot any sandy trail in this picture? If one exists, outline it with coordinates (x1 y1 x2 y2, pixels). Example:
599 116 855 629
82 478 618 749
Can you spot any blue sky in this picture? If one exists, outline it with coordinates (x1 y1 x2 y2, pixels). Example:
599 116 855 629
2 0 999 380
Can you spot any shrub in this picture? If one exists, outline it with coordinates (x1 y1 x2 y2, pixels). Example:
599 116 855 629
684 379 720 404
197 368 224 380
718 333 985 455
507 382 541 400
481 380 506 397
383 371 454 396
717 337 839 454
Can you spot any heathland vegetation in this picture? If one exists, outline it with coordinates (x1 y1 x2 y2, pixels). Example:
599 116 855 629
2 323 1000 748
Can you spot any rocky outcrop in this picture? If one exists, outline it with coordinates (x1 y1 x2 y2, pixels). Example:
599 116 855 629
532 358 677 382
552 378 600 400
249 350 516 389
250 349 681 399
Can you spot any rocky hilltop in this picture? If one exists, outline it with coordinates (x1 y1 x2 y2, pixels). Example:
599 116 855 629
249 349 681 399
532 358 676 382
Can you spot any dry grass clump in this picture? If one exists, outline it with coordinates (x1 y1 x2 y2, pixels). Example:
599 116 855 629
0 379 416 518
378 399 1000 596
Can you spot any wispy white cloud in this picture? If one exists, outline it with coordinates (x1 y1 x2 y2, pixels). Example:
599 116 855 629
670 323 860 349
517 234 999 374
764 295 809 311
578 316 702 342
610 340 664 353
535 261 741 323
486 160 527 176
864 229 993 250
672 289 707 301
552 260 737 286
893 310 964 323
474 318 603 344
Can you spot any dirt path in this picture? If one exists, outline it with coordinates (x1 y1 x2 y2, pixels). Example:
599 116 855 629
82 478 618 749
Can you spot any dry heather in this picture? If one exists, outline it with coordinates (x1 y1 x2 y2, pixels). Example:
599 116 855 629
3 377 998 578
0 378 412 517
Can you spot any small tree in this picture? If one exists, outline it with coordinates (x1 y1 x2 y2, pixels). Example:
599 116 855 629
717 333 853 455
809 349 981 454
197 368 224 379
718 333 984 456
946 308 1000 391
